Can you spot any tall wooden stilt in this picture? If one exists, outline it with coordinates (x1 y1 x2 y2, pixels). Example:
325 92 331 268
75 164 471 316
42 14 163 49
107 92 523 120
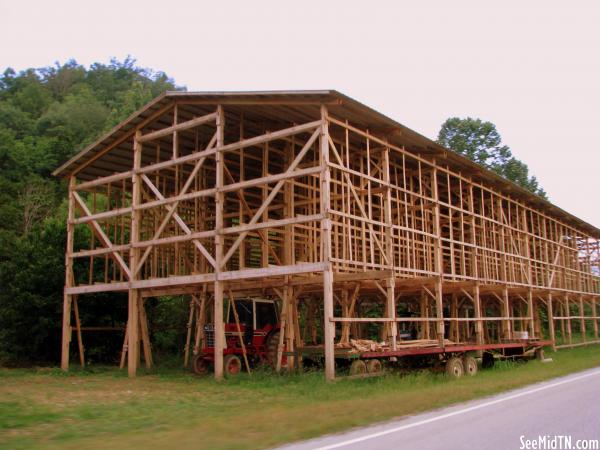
214 105 225 381
139 297 152 368
548 293 556 351
61 176 76 371
72 296 85 367
502 287 511 340
128 130 142 378
183 296 195 367
474 283 484 345
320 105 335 382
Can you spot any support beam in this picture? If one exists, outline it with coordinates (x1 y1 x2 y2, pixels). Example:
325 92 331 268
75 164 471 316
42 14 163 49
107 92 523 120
474 283 484 345
321 105 335 382
213 105 225 381
128 130 143 378
61 176 76 371
548 292 556 351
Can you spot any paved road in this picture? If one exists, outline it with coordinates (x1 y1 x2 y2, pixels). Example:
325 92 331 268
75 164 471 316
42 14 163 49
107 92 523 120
280 367 600 450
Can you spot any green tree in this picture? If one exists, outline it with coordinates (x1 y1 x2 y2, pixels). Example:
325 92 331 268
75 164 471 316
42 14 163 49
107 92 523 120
437 117 547 198
0 57 184 365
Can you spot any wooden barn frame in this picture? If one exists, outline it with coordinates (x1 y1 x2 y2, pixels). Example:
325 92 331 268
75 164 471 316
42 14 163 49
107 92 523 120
54 91 600 381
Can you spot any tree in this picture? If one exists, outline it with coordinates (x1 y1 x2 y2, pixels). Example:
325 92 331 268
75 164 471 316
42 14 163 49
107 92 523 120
437 117 547 198
0 57 185 365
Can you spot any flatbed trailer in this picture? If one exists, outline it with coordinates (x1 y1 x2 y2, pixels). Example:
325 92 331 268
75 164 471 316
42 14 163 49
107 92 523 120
291 339 552 378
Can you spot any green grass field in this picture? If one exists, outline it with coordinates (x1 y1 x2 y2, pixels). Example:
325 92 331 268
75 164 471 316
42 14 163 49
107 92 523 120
2 345 600 450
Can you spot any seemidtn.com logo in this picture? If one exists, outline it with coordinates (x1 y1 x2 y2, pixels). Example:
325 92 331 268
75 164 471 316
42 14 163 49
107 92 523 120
520 435 600 450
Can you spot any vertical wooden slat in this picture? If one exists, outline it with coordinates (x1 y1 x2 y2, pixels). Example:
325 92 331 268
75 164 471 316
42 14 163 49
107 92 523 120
320 105 335 381
61 176 76 371
128 130 142 378
214 105 225 381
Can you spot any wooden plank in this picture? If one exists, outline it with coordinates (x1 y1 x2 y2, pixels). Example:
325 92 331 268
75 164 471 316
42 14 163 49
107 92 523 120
128 130 143 378
137 111 217 143
214 105 225 381
321 106 335 382
61 176 76 371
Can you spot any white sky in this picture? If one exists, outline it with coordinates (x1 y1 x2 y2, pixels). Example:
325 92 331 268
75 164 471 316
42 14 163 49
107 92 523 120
1 1 599 227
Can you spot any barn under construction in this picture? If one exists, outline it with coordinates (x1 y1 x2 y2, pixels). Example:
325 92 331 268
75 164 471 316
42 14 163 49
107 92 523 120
53 90 600 380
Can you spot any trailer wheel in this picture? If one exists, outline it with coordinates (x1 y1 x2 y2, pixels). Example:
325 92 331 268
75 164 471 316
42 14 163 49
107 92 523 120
462 355 478 376
349 359 367 375
192 354 209 375
223 354 242 377
445 357 464 378
482 351 495 369
366 359 382 374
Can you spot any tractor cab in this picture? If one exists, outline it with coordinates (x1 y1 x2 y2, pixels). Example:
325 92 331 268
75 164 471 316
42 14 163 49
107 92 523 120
226 298 279 342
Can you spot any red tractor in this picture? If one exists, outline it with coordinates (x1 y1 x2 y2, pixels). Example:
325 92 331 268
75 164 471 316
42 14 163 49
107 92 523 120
192 298 283 376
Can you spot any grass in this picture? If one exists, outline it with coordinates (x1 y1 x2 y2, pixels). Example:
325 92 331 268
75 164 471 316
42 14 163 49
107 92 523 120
1 345 600 450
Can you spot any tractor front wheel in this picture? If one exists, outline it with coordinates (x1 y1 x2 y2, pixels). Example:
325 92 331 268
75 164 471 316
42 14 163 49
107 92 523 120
224 354 242 377
192 354 209 375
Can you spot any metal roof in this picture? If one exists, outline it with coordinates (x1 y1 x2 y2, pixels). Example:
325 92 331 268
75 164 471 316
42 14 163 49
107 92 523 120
52 90 600 238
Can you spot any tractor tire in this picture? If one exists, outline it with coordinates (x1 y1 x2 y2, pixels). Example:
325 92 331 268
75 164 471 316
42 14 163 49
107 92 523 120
192 354 209 375
266 330 287 369
462 355 478 376
223 354 242 377
366 359 382 374
349 359 367 376
445 356 464 378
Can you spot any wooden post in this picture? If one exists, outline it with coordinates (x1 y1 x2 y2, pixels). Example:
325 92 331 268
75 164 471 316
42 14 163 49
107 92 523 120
548 292 556 351
419 291 430 339
474 283 484 345
139 297 153 368
527 288 535 338
320 105 335 382
193 291 208 356
450 293 458 342
579 294 586 343
128 130 142 378
382 145 397 350
566 295 573 345
593 298 599 340
183 296 195 367
214 106 225 380
432 167 445 345
61 176 76 371
72 296 85 367
502 287 511 340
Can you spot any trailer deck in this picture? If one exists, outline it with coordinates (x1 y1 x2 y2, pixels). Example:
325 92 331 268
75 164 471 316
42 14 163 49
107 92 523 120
293 339 551 360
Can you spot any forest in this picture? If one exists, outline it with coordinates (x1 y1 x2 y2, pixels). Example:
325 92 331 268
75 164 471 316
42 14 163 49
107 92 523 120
0 58 546 366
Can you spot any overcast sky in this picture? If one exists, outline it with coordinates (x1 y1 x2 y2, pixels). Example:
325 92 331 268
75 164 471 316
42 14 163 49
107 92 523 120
1 1 599 227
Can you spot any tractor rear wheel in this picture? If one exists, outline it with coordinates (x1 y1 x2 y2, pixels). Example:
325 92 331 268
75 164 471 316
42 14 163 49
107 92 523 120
266 330 287 369
349 359 367 376
445 357 464 378
366 359 382 374
192 354 209 375
223 354 242 377
462 355 478 376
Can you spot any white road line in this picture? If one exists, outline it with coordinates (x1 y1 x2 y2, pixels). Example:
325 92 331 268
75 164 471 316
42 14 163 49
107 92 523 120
314 367 600 450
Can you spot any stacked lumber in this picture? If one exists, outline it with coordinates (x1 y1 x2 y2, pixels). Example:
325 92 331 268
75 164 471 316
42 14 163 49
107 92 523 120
336 339 388 353
336 338 459 354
